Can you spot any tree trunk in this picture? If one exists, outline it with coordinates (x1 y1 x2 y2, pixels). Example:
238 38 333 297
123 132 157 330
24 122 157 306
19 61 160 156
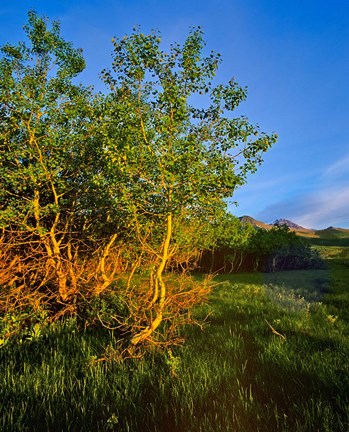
131 212 172 345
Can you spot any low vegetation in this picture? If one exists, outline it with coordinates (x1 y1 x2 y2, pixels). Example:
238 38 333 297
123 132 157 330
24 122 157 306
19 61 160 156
1 244 348 431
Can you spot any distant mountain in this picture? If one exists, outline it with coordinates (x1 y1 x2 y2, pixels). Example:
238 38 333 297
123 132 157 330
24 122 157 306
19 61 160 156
273 219 309 232
239 215 309 232
239 215 272 230
239 215 349 240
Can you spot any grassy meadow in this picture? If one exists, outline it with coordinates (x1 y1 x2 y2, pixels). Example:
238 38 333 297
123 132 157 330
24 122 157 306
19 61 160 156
1 244 349 431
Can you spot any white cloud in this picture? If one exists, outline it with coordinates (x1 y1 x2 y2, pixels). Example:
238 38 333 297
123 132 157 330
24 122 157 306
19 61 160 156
296 187 349 228
257 186 349 229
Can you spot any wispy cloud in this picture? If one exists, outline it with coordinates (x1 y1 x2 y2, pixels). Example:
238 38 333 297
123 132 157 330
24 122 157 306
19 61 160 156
257 186 349 229
323 152 349 178
253 152 349 229
297 187 349 228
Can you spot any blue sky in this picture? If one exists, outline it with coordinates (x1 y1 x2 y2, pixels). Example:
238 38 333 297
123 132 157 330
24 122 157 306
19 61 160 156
1 0 349 228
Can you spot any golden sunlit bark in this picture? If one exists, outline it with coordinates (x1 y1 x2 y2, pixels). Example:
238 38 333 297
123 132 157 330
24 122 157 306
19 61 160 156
131 212 172 345
94 233 118 295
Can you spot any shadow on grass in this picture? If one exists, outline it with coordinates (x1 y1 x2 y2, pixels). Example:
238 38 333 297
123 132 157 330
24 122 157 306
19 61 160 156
2 262 349 432
187 300 349 431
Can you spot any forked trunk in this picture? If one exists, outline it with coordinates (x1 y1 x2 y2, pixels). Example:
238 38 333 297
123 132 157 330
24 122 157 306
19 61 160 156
131 212 172 345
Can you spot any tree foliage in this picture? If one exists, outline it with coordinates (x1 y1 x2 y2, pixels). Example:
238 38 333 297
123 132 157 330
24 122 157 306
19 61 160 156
0 11 97 302
200 219 324 273
0 13 276 351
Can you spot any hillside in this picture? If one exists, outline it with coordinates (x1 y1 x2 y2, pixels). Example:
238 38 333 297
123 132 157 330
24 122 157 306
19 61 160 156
304 227 349 247
315 227 349 239
239 215 272 230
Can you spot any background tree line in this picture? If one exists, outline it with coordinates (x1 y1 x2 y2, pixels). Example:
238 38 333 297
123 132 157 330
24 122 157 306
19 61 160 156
199 215 324 274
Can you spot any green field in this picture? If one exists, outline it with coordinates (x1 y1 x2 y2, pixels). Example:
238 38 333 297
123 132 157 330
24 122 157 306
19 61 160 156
1 245 349 431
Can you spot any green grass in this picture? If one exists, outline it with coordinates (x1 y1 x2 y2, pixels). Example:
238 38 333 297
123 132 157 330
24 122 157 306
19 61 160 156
302 236 349 247
1 249 349 431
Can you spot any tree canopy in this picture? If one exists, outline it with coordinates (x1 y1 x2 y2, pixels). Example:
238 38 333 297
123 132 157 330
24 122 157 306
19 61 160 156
0 12 277 350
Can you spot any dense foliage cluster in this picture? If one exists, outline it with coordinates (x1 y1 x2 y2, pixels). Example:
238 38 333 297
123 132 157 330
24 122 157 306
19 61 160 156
200 217 324 273
0 12 277 350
